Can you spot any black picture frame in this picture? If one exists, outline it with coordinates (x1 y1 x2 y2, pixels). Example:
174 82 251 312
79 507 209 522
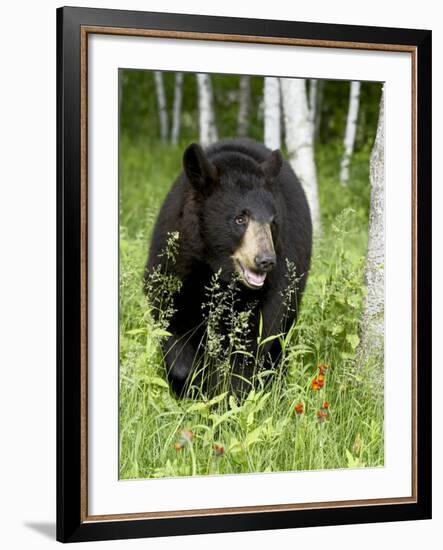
57 6 432 543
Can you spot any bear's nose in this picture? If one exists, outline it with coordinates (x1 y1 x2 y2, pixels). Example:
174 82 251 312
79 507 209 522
255 252 276 272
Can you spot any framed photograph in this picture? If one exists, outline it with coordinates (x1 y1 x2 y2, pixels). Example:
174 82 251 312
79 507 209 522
57 6 432 543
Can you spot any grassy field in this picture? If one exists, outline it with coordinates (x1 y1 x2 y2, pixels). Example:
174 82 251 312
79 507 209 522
119 137 384 479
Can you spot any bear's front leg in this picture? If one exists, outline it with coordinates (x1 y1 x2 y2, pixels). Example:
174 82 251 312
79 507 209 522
162 333 196 397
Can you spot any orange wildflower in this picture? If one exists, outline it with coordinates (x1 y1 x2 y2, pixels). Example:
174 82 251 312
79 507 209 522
311 376 324 389
294 403 304 414
318 364 330 375
179 429 193 442
213 444 225 457
175 428 193 450
317 400 330 423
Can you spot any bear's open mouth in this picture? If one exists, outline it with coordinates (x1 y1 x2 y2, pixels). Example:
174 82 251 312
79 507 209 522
236 261 267 289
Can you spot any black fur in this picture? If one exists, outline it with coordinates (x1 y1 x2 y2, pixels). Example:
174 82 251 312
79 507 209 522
145 138 312 398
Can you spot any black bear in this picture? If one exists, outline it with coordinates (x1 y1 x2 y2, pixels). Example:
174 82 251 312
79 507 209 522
145 138 312 398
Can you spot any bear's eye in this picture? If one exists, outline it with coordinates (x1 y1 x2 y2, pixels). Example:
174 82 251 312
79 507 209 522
235 214 248 226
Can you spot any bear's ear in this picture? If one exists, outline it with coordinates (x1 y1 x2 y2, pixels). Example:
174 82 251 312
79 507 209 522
183 143 218 194
260 149 283 180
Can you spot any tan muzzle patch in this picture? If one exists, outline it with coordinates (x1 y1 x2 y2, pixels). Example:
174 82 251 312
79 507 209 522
231 220 275 289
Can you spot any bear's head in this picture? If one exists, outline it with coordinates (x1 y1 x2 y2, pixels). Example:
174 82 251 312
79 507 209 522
183 143 283 290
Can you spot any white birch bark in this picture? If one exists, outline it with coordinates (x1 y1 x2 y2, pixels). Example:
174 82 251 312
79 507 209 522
340 80 361 185
171 72 184 145
264 77 281 149
197 73 218 147
237 76 251 137
358 88 385 363
309 79 318 126
280 78 321 235
314 80 324 143
154 71 169 142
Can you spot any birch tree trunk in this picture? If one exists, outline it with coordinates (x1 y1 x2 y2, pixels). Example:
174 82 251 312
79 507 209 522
280 78 321 235
309 79 318 125
171 72 184 145
314 80 324 143
263 77 281 149
237 76 251 137
340 80 361 185
153 71 169 142
197 73 218 147
358 87 384 363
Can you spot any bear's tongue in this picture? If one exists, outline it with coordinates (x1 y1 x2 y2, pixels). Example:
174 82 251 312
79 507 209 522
243 267 266 287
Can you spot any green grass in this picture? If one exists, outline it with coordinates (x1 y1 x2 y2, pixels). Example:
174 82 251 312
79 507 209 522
119 136 384 479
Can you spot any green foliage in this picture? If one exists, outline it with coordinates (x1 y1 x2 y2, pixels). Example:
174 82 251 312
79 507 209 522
118 138 384 480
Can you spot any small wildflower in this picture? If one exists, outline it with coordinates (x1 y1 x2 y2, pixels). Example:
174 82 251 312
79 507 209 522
175 428 193 450
213 444 225 457
311 372 325 390
179 429 193 442
318 364 330 375
294 403 304 414
317 400 330 424
317 409 329 423
311 376 325 389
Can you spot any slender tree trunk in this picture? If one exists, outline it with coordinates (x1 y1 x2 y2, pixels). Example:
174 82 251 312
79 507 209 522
171 72 184 145
280 78 321 235
340 80 361 185
309 79 318 125
314 80 324 143
358 87 384 364
237 76 251 137
153 71 169 143
197 73 218 147
263 77 281 149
